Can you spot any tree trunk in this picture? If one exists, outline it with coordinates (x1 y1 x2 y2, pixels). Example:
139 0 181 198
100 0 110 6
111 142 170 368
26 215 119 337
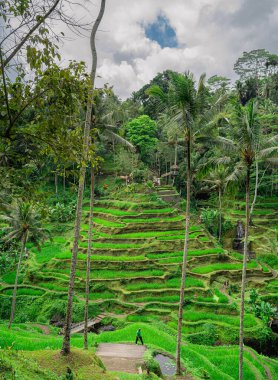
63 167 66 193
61 0 106 356
176 130 191 375
55 171 58 197
249 161 258 225
84 167 95 349
8 233 27 329
218 187 222 242
238 165 250 380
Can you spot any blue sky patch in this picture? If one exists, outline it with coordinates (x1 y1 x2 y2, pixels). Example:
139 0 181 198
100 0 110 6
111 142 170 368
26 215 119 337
145 15 178 48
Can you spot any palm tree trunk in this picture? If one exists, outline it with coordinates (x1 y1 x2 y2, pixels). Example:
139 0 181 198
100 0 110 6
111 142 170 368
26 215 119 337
218 187 222 242
8 233 27 329
63 167 66 193
249 161 258 225
61 0 106 356
55 171 58 197
239 165 250 380
176 130 191 375
84 167 95 349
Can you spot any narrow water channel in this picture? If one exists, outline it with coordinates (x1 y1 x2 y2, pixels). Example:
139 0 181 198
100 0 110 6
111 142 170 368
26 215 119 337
154 354 176 375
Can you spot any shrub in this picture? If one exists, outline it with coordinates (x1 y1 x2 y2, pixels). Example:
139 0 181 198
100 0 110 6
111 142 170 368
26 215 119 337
187 324 218 345
49 202 76 223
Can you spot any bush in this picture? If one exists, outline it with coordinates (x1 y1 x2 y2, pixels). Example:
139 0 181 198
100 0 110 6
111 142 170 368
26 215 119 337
133 169 145 183
143 351 162 377
201 208 233 238
187 324 218 345
49 202 76 223
258 254 278 269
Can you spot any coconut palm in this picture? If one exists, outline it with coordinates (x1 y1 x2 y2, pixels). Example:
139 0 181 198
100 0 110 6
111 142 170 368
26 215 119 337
0 201 49 328
148 71 207 375
215 99 277 379
201 165 231 241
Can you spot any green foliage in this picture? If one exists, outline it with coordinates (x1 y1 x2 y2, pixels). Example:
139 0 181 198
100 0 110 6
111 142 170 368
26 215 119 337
124 115 158 161
187 324 218 345
49 202 76 223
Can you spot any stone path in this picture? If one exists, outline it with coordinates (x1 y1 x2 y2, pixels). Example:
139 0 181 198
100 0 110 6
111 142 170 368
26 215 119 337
97 343 146 374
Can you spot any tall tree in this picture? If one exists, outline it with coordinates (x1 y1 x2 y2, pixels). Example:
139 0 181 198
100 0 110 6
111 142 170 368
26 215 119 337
201 165 230 241
217 100 277 379
0 201 49 328
61 0 106 356
148 71 207 375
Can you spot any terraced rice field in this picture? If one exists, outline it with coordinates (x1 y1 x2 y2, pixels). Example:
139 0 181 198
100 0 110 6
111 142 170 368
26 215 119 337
1 185 276 356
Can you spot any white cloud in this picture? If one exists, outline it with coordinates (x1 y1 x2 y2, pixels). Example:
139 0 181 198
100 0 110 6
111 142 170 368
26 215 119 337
57 0 278 98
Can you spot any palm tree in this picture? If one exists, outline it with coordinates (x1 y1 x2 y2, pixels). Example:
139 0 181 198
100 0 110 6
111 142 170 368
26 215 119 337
216 99 277 379
201 165 230 241
0 201 49 328
148 71 207 375
61 0 106 356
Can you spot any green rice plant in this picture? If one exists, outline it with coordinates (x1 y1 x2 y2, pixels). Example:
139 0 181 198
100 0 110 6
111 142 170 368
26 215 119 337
78 241 143 249
147 248 224 260
192 261 258 274
91 207 175 216
132 295 180 303
81 291 114 300
125 276 204 291
32 243 67 264
122 215 184 224
214 289 229 303
91 255 146 262
111 227 200 239
36 283 68 292
90 269 165 280
2 288 45 296
181 310 257 328
2 272 23 285
93 218 124 228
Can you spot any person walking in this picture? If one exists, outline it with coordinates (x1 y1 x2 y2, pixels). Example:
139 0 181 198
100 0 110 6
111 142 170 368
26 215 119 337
135 328 144 345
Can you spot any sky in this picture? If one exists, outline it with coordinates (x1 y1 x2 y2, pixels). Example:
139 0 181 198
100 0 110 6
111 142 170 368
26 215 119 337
59 0 278 99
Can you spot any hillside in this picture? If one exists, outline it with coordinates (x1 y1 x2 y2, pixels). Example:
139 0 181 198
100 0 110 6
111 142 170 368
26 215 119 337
0 182 277 379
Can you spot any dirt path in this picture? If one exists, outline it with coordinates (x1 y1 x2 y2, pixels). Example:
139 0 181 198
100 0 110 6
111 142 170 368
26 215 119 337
97 343 146 374
245 347 272 380
33 324 50 335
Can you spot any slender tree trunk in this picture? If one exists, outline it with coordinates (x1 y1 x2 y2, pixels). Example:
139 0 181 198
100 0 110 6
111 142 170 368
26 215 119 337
218 187 222 242
84 167 95 349
0 47 12 129
238 165 250 380
176 130 191 375
63 167 66 193
173 142 178 186
55 171 58 197
61 0 106 356
8 233 27 329
249 161 258 225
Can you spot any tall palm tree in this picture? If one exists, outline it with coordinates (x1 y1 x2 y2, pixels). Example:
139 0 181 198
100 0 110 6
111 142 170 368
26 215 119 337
61 0 106 356
0 201 49 328
148 71 207 375
201 165 230 241
216 99 277 379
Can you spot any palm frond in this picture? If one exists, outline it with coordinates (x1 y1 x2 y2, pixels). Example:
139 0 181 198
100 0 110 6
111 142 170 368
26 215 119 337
103 130 136 152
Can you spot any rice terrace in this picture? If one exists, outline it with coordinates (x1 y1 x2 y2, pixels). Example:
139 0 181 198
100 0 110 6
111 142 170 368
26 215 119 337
0 0 277 379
